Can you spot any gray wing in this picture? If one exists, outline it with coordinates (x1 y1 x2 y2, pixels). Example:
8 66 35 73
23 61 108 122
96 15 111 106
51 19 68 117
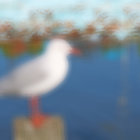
0 56 48 94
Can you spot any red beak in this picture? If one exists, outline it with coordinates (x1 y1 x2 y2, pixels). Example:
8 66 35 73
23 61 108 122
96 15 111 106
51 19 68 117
71 48 81 55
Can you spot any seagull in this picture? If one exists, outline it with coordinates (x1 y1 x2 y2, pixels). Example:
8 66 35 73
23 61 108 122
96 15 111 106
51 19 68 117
0 38 81 127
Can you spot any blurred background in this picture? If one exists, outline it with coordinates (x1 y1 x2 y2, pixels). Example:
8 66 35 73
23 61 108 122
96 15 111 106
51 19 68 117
0 0 140 140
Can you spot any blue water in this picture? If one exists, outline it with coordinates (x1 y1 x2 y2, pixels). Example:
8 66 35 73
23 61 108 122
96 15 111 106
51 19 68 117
0 44 140 140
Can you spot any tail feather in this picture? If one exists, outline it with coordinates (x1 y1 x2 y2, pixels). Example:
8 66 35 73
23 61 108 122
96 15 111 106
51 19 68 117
0 78 13 95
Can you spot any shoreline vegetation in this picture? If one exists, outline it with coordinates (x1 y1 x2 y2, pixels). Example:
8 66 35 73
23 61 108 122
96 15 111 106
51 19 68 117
0 8 139 57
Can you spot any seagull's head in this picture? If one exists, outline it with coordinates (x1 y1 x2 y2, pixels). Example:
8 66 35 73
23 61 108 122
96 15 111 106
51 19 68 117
48 39 81 57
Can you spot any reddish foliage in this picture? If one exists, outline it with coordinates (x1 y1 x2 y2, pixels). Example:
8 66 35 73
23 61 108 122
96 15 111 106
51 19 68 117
67 29 81 39
104 23 119 33
85 25 96 35
11 39 26 56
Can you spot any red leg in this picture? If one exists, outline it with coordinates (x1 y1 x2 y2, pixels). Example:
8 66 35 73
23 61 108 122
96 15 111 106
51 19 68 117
30 96 49 128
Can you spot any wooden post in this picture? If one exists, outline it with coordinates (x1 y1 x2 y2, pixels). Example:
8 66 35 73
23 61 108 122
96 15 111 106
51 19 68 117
14 116 65 140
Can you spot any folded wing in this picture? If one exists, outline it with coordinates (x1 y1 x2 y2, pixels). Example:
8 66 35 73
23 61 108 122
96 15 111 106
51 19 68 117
0 56 48 95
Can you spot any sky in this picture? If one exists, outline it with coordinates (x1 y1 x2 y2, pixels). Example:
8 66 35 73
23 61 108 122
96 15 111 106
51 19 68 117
0 0 140 38
0 0 139 22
